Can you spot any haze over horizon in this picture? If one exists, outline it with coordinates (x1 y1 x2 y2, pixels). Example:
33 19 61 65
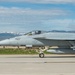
0 0 75 33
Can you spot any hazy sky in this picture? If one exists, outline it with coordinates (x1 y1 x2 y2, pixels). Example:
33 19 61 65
0 0 75 32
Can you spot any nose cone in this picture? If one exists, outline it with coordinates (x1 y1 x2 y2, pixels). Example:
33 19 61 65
0 39 10 46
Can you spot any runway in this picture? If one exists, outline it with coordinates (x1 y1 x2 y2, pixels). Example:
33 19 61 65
0 55 75 75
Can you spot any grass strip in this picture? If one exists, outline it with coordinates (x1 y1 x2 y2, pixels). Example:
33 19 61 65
0 48 38 54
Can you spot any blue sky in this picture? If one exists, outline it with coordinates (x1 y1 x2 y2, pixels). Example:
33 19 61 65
0 0 75 32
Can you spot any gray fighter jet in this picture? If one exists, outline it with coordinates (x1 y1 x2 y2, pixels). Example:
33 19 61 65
0 30 75 58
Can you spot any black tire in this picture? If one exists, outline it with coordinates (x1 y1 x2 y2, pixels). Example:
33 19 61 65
39 53 44 58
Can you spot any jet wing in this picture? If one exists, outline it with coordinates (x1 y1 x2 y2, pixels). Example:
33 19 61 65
34 37 75 41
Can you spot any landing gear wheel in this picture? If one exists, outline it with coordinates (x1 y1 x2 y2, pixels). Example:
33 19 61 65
39 53 44 58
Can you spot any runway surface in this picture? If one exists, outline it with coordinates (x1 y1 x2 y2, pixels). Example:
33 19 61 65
0 55 75 75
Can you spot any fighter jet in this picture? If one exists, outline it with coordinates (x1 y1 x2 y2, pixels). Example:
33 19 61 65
0 30 75 58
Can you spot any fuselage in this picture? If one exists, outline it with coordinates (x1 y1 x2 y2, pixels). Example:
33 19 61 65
0 32 75 47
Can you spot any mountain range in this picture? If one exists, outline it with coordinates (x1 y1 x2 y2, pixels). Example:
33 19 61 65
0 32 21 41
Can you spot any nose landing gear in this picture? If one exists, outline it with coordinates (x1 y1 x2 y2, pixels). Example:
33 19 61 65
39 53 44 58
39 46 49 58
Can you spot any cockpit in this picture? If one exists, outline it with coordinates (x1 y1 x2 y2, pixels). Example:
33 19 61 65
25 30 48 36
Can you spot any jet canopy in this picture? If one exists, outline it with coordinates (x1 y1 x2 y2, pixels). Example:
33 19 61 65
25 30 48 36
